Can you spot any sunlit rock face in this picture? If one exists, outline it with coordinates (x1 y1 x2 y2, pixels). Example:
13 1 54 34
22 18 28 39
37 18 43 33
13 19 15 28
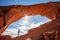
13 18 60 40
0 2 60 35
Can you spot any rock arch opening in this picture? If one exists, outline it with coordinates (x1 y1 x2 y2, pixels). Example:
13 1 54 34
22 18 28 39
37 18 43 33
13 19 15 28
2 15 52 38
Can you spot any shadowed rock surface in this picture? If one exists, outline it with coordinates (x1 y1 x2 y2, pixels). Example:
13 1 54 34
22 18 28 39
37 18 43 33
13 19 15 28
13 18 60 40
0 1 60 40
0 35 12 40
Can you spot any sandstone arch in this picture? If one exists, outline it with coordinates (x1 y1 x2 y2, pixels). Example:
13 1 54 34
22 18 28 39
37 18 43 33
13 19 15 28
0 2 60 35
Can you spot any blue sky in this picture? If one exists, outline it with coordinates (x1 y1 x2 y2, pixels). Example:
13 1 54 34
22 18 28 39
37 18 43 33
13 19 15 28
3 15 51 37
1 0 60 38
0 0 60 6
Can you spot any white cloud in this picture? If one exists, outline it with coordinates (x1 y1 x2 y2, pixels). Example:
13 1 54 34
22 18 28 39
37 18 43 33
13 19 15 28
2 15 51 38
2 28 18 38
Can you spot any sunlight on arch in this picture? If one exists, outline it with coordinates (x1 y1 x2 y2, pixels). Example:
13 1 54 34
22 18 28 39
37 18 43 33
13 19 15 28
24 15 29 18
2 14 52 38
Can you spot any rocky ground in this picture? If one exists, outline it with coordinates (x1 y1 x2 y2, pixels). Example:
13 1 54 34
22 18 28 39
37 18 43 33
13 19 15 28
0 1 60 40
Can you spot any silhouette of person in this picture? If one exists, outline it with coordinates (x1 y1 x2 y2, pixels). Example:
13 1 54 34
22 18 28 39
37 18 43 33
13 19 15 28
18 29 20 36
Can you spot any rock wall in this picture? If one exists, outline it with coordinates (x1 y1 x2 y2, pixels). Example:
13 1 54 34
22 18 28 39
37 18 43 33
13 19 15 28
13 18 60 40
0 2 60 35
0 35 12 40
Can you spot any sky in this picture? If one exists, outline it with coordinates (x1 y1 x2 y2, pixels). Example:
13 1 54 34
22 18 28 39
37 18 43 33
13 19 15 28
0 0 60 6
2 15 51 38
1 0 60 38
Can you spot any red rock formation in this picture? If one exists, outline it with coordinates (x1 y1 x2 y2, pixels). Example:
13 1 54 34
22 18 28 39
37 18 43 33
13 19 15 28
13 18 60 40
0 2 60 35
0 35 12 40
0 10 5 28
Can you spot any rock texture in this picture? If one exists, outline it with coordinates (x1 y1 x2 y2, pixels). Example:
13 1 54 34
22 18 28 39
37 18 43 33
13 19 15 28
13 18 60 40
0 35 12 40
0 18 60 40
0 1 60 37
